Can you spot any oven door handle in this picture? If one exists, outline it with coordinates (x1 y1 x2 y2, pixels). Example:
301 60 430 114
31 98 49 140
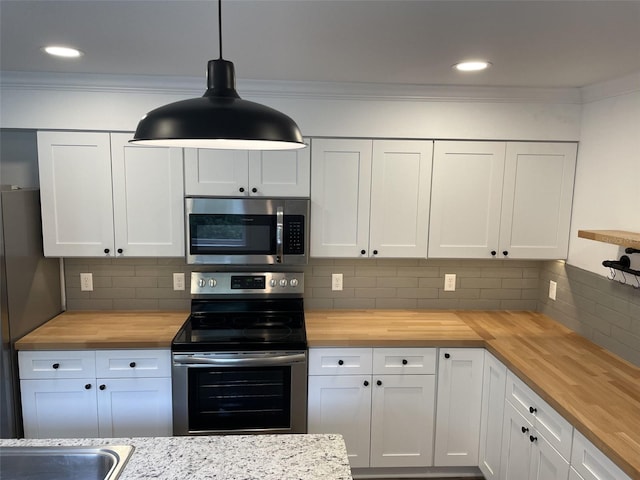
276 206 284 264
173 353 306 367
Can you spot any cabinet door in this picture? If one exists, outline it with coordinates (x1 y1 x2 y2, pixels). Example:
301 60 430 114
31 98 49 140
506 371 573 460
110 133 184 256
499 143 577 259
369 140 433 258
434 348 484 466
37 131 114 256
310 139 373 257
529 433 570 480
569 467 586 480
570 430 632 480
434 348 484 467
20 378 99 438
479 351 507 480
184 148 249 196
500 400 534 480
307 375 372 468
428 141 506 258
248 144 310 197
96 377 172 437
370 374 435 468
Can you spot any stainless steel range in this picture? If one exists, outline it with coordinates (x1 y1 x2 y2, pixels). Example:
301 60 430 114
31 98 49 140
171 271 307 436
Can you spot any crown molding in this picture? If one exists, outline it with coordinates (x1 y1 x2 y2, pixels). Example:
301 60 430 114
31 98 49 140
580 71 640 103
0 70 584 105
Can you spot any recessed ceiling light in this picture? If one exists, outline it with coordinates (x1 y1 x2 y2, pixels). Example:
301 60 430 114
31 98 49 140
43 45 83 58
453 61 491 72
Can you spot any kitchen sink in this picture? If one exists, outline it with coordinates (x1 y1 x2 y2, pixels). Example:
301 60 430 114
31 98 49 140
0 444 134 480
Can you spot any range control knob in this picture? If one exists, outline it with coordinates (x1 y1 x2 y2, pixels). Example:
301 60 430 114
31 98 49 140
270 279 278 287
290 278 299 287
208 279 217 288
198 279 206 287
279 279 288 287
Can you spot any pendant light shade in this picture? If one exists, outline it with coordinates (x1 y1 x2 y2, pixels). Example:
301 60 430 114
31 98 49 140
130 2 305 150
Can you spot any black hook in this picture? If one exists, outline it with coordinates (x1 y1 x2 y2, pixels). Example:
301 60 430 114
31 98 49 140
625 247 640 255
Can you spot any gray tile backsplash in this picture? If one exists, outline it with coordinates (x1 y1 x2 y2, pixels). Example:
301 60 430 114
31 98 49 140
64 257 540 312
538 260 640 367
63 257 640 366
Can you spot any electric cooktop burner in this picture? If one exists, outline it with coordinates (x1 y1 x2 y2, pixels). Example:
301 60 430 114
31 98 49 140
171 272 307 352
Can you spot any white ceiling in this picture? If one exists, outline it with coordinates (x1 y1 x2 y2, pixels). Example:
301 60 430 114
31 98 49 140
1 0 639 89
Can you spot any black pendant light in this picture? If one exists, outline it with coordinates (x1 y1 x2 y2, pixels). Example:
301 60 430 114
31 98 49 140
130 0 304 150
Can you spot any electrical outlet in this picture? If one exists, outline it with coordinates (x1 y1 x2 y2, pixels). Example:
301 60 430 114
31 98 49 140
549 280 557 300
444 274 456 292
80 273 93 292
332 273 343 291
173 273 185 291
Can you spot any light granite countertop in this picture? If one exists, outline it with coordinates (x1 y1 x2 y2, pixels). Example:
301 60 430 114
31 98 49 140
0 434 352 480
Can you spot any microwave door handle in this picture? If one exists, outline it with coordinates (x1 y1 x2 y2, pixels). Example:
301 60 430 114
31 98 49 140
276 206 284 263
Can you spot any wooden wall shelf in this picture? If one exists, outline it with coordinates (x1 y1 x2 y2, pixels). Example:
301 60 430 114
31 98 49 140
578 230 640 249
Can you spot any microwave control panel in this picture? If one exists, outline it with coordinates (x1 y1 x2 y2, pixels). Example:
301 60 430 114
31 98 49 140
283 215 305 255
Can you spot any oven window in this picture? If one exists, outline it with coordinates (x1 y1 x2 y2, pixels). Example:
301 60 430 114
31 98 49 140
188 366 291 431
189 214 276 255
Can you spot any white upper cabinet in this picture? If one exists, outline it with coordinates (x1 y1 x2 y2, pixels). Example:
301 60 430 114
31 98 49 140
311 138 432 258
38 131 114 257
369 140 433 258
184 143 310 197
110 133 184 257
429 141 505 259
428 141 577 259
499 142 577 259
38 131 184 257
310 139 373 257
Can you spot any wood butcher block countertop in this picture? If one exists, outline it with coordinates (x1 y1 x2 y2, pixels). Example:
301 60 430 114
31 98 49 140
15 311 188 350
16 309 640 478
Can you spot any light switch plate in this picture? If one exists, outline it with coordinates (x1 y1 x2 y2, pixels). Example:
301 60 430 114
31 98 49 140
444 274 456 292
549 280 557 300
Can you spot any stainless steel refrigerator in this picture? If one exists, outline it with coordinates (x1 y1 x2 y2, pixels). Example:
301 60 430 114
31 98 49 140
0 186 62 438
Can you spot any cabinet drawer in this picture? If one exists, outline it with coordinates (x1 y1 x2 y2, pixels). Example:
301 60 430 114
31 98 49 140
95 349 171 378
505 371 573 460
18 351 96 379
372 348 436 375
571 430 631 480
308 348 373 376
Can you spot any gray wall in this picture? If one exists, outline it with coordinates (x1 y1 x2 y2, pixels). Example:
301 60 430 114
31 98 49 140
538 260 640 366
0 129 39 188
63 257 540 312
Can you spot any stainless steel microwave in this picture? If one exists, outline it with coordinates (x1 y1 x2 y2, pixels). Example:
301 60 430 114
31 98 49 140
185 197 309 265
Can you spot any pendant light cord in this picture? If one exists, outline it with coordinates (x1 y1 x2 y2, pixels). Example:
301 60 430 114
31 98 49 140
218 0 223 59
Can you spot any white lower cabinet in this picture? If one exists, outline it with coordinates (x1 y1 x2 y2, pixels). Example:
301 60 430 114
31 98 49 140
19 349 172 438
434 348 485 466
308 347 436 468
19 378 100 438
500 400 569 480
479 350 508 479
570 430 631 480
307 374 372 467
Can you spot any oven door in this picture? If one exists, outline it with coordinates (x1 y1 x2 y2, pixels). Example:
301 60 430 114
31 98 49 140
172 351 307 435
